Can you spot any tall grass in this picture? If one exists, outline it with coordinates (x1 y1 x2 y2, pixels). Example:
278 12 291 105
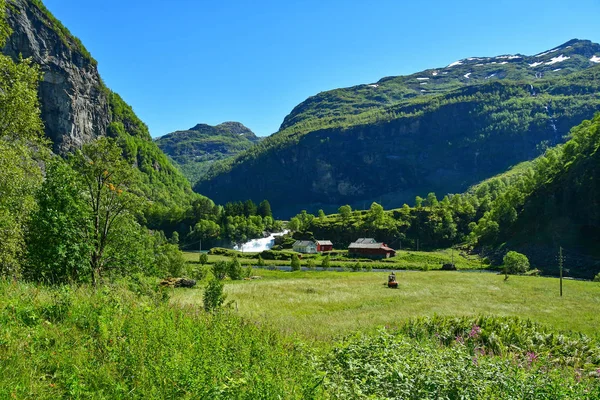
0 278 321 399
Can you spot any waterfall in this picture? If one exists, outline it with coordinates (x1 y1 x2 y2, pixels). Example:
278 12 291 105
233 231 289 252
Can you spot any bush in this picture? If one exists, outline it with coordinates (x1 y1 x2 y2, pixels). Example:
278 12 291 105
322 255 331 270
203 276 226 312
306 259 316 270
503 251 530 274
199 253 208 265
211 261 228 280
257 255 266 267
594 273 600 282
156 243 185 277
364 264 373 272
228 257 244 280
351 262 362 272
291 254 301 272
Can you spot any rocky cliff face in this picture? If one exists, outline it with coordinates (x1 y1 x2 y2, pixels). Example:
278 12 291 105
2 0 109 154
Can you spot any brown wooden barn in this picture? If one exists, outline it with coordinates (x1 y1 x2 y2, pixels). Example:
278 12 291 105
315 240 333 252
348 238 396 259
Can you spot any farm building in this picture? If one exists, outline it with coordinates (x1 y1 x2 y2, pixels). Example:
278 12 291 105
348 238 396 259
315 240 333 252
293 240 317 254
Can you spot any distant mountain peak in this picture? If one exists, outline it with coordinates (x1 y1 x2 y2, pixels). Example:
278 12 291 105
155 121 260 184
187 122 257 139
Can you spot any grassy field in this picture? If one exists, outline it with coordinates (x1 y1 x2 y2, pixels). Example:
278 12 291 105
172 269 600 341
182 248 484 270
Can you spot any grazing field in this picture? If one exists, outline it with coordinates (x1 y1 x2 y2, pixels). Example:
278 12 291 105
172 269 600 340
182 248 484 271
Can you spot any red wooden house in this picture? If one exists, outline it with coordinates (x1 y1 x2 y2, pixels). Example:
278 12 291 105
315 240 333 252
348 238 396 259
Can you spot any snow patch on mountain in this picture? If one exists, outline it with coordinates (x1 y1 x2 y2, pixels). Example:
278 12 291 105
591 55 600 63
529 62 544 68
464 73 472 79
416 77 430 81
447 60 463 67
546 55 570 65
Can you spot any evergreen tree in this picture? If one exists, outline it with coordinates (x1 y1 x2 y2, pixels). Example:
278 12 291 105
290 254 301 271
257 200 272 218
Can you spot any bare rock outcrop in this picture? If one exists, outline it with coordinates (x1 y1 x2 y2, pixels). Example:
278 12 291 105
2 0 110 154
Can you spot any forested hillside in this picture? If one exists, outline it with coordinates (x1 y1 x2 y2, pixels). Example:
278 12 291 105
196 40 600 218
480 112 600 277
293 113 600 279
155 122 260 185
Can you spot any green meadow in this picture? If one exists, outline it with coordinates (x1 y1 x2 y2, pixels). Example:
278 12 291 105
172 268 600 340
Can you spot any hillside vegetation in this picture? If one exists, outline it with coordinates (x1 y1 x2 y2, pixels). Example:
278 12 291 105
197 40 600 218
155 122 260 185
285 112 600 278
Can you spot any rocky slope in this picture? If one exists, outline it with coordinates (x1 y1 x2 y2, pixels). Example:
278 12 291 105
3 0 108 154
196 40 600 218
155 122 260 184
2 0 195 208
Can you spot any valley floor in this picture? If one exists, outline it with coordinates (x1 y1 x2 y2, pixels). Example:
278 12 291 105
171 269 600 340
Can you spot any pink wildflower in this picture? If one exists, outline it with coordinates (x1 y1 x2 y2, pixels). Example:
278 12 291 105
526 351 538 364
469 325 481 338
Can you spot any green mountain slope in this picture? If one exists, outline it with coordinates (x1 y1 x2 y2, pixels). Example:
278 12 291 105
484 113 600 278
155 122 260 185
196 42 600 217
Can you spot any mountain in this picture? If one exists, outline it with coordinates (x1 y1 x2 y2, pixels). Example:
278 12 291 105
155 122 260 185
2 0 196 209
195 39 600 218
485 112 600 278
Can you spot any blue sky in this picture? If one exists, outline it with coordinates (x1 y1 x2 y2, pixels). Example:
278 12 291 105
43 0 600 138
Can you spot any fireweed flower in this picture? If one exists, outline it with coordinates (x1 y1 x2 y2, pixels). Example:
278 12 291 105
469 325 481 338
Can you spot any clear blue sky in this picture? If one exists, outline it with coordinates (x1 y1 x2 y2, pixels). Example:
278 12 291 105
43 0 600 138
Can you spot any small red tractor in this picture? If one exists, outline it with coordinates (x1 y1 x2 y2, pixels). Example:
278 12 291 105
387 272 398 289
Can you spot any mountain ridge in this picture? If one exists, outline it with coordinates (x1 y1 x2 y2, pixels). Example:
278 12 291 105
196 39 600 218
155 121 260 185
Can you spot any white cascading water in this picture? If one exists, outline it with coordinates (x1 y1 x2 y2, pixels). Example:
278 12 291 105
233 231 288 252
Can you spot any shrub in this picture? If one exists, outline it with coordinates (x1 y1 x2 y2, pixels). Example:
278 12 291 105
503 251 530 274
594 273 600 282
306 259 316 270
211 261 228 280
351 262 362 272
199 253 208 265
364 264 373 272
203 276 226 312
228 257 244 280
291 254 301 272
257 255 266 267
322 255 331 270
